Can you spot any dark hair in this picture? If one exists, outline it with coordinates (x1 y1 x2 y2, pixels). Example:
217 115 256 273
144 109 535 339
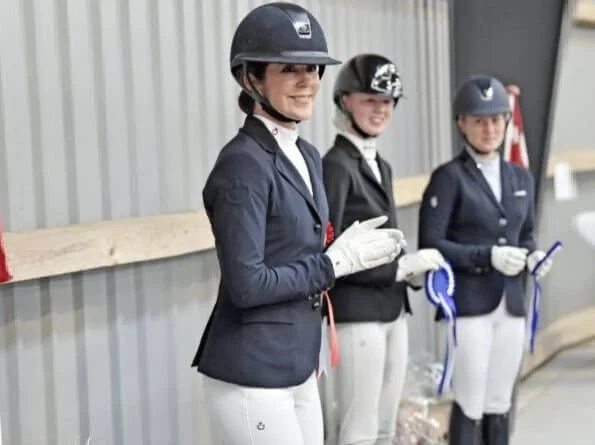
235 62 268 115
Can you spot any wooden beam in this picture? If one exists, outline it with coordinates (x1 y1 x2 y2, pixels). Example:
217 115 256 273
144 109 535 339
393 174 430 208
574 0 595 27
520 305 595 378
418 303 595 438
546 149 595 176
2 149 594 284
3 212 214 283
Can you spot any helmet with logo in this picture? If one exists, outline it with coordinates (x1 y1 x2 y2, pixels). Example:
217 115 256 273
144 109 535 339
452 75 511 118
333 53 404 111
230 2 340 74
230 3 340 122
332 54 402 138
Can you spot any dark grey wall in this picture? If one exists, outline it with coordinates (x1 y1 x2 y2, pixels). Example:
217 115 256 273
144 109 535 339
449 0 566 206
448 0 568 431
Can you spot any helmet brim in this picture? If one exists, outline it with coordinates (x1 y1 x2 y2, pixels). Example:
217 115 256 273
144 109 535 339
335 89 405 104
232 51 341 68
456 107 511 117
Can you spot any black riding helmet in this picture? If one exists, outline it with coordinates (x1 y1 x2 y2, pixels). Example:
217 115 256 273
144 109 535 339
230 2 340 123
333 54 404 138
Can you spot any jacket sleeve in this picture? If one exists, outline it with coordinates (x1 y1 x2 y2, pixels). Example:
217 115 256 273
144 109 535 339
418 166 493 270
518 169 537 253
204 151 335 309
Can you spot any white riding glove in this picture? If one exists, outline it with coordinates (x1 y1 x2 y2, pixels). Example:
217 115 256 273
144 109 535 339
396 249 446 282
527 250 553 280
491 246 528 276
325 216 405 279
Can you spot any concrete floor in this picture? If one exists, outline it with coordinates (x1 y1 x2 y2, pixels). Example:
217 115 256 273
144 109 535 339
511 339 595 444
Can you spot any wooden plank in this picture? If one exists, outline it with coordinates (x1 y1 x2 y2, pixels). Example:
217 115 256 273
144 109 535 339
546 149 595 176
412 303 595 439
520 305 595 378
393 174 430 208
1 149 594 284
3 212 213 283
574 0 595 27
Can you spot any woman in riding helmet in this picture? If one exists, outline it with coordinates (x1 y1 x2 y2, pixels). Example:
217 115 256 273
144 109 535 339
322 53 446 445
191 5 405 445
418 75 555 445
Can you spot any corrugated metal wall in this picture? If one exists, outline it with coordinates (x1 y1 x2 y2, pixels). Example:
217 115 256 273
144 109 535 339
0 1 452 444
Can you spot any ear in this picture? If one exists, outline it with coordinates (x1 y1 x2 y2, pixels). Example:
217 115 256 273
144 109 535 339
456 115 466 134
340 94 352 113
240 71 264 96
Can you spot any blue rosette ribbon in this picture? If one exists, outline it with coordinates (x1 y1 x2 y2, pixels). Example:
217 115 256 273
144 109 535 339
526 241 563 353
424 261 457 396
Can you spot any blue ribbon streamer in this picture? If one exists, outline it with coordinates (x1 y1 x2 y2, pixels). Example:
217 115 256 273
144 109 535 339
425 262 457 396
527 241 563 353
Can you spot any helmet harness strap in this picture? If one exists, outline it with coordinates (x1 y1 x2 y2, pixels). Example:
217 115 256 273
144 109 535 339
342 95 400 140
242 62 299 124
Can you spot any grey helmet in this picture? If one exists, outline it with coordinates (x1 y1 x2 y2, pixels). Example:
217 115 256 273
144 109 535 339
453 75 511 119
230 2 340 122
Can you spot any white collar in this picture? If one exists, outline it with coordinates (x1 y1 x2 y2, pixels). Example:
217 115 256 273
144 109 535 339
465 145 500 168
254 114 299 145
340 130 377 162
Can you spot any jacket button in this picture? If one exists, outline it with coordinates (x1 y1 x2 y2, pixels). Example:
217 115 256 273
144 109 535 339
498 237 507 245
499 218 507 227
307 294 314 301
312 300 321 310
314 223 322 232
475 267 482 274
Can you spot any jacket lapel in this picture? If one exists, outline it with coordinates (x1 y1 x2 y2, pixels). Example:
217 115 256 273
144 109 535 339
459 150 506 215
377 159 394 206
274 147 322 222
241 116 322 222
336 135 390 205
297 140 325 221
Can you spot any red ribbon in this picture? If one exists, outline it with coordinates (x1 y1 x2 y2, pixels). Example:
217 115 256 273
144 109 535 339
323 221 339 367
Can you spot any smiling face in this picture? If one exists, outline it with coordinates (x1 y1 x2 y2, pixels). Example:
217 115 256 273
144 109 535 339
457 114 507 155
341 92 394 136
250 63 320 128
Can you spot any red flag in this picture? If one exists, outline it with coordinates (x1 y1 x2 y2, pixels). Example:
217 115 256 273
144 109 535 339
503 88 530 168
0 218 12 283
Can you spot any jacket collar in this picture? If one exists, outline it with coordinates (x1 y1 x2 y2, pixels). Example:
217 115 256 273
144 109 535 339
333 134 391 205
241 115 325 223
457 148 513 216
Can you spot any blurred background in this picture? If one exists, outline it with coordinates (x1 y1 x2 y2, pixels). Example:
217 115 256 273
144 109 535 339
0 0 594 444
